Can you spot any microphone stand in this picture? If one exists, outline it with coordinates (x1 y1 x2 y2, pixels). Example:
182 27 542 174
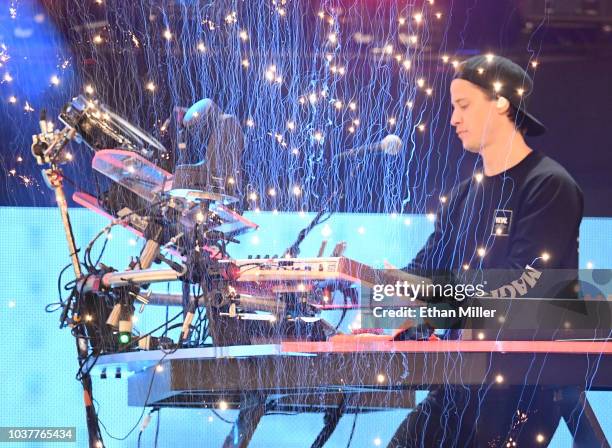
282 202 333 258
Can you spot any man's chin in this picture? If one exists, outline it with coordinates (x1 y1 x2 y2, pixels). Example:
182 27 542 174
462 143 481 154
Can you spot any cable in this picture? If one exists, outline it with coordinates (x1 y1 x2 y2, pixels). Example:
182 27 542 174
82 199 165 270
49 263 73 312
117 311 183 352
47 262 85 316
345 412 359 448
93 236 109 269
154 408 161 447
264 411 302 416
334 293 350 331
97 353 170 441
211 409 235 424
59 172 96 197
137 407 159 448
74 303 183 381
83 224 115 271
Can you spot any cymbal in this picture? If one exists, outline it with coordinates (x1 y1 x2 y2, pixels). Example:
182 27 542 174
93 149 239 206
92 149 172 202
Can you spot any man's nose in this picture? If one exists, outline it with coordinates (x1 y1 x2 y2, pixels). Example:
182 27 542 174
450 109 460 127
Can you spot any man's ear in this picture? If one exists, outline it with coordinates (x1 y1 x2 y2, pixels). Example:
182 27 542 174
495 96 510 114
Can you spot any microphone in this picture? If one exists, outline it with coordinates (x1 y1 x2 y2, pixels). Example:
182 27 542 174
337 134 402 158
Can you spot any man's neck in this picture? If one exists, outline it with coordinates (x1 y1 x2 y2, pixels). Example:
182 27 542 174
480 129 532 177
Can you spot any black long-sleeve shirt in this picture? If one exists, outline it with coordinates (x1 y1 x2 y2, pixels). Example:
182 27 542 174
408 150 583 272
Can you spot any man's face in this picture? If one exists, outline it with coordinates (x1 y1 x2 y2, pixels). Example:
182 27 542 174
450 79 500 153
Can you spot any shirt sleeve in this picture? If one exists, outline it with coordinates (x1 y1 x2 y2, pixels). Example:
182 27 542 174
406 210 445 272
502 173 583 270
404 182 467 273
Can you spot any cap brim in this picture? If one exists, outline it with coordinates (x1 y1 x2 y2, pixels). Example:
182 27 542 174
520 109 546 137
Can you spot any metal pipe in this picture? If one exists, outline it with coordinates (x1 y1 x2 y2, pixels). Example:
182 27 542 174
101 268 183 288
49 170 82 278
137 239 161 270
145 293 285 315
147 293 184 306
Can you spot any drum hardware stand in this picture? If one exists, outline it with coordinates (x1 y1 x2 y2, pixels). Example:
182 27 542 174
182 242 237 345
31 120 105 448
31 96 291 444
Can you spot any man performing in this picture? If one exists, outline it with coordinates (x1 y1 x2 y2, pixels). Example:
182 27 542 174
387 55 584 447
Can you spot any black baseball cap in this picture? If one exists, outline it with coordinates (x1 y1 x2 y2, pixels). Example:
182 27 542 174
454 55 546 136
